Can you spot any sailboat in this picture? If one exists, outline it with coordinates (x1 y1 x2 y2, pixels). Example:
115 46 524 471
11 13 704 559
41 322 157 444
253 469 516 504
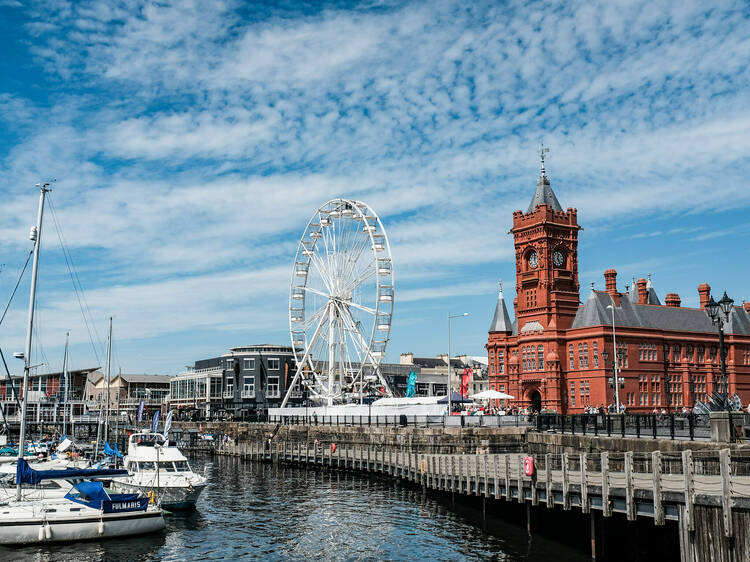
0 182 165 544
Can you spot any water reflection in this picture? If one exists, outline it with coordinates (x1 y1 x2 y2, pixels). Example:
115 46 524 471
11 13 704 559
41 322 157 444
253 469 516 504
2 456 585 561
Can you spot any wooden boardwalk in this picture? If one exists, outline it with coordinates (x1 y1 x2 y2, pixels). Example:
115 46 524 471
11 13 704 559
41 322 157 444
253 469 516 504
216 440 750 542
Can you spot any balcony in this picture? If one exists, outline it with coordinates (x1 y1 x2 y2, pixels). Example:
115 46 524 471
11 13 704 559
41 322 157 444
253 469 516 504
222 391 234 399
240 390 255 399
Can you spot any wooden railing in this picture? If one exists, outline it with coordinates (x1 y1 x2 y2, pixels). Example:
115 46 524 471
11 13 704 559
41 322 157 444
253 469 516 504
215 441 750 538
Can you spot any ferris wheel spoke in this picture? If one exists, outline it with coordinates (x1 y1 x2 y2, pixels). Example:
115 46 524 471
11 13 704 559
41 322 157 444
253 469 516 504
344 258 377 293
309 252 334 294
303 286 329 299
346 301 376 315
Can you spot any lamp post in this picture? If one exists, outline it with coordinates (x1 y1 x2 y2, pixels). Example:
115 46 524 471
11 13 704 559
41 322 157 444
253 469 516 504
448 312 469 416
605 304 622 413
705 291 734 410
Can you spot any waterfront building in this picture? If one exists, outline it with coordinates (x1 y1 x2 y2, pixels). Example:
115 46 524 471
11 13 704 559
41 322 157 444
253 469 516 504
0 367 94 423
486 158 750 414
170 344 302 420
85 372 172 421
399 353 488 397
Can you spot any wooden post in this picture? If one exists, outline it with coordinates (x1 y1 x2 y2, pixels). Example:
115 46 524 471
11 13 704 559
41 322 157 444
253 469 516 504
505 455 512 501
517 455 524 504
625 451 635 521
652 451 664 526
581 453 589 513
562 453 570 510
545 453 553 508
682 449 694 532
484 455 490 498
601 452 611 517
590 511 597 561
720 448 733 538
494 455 501 500
475 454 481 495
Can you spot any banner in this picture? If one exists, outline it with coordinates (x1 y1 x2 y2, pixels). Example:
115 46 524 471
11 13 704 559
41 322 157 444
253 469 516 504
151 410 159 433
137 399 145 422
163 410 173 436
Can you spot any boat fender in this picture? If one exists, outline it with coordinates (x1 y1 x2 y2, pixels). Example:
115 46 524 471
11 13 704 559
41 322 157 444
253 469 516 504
524 456 535 477
98 519 104 535
44 523 52 540
38 525 45 541
331 443 336 454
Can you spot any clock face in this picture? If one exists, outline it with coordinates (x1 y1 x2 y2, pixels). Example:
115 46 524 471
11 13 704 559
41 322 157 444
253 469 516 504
528 251 538 269
553 250 564 268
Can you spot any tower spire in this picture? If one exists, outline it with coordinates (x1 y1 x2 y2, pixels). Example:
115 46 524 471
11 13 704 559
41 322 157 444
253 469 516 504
526 145 562 214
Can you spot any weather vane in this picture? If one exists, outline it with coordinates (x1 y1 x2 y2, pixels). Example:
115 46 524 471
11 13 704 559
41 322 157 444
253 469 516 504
540 143 550 174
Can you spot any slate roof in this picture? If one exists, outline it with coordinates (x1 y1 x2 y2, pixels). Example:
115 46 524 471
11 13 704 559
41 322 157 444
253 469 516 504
571 291 750 335
411 357 466 369
526 173 563 214
489 286 513 333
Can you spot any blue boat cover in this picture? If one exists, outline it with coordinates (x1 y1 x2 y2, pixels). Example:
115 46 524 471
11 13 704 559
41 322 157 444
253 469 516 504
16 458 128 485
65 481 147 513
103 442 123 458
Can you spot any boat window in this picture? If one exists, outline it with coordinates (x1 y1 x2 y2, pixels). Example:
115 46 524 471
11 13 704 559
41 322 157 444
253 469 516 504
140 461 156 470
161 462 176 472
174 461 190 472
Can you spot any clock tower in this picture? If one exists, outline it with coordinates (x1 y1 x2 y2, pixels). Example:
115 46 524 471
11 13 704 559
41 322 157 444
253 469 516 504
511 151 581 331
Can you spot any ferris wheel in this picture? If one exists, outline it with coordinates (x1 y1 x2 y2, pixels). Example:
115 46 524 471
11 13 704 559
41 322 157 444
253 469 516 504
281 198 394 407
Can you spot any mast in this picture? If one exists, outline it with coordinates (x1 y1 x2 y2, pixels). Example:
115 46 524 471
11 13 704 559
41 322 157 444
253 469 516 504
62 331 70 437
104 317 112 444
17 182 50 501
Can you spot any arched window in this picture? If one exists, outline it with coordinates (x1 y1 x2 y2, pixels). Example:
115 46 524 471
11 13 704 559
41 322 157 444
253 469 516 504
569 345 574 369
537 345 544 370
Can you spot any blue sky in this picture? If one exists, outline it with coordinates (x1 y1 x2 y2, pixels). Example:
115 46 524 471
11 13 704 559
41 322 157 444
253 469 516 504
0 0 748 376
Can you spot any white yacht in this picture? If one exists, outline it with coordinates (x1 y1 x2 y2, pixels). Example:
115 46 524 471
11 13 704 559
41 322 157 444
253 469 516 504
113 432 207 510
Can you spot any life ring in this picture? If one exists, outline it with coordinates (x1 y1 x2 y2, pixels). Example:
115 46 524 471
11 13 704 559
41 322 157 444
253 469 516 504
524 456 535 477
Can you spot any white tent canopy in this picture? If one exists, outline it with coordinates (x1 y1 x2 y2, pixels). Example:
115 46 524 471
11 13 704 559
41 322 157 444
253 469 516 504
469 389 514 400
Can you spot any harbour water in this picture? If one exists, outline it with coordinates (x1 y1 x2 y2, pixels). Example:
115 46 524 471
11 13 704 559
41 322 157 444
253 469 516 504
1 455 586 561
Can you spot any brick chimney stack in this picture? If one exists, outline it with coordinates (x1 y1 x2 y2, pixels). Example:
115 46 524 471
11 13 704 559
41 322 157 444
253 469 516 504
636 278 648 304
604 269 618 296
665 293 681 307
697 283 711 309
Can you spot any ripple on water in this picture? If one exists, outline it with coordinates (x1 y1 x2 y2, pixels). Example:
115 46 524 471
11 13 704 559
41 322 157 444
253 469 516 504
0 455 585 561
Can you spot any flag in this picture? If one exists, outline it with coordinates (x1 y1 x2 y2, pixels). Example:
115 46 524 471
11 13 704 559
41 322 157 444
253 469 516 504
151 410 159 433
163 411 173 436
137 399 145 422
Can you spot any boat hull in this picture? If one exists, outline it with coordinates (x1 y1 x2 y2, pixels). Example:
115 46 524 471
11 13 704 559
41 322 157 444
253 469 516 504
0 509 165 545
111 481 206 510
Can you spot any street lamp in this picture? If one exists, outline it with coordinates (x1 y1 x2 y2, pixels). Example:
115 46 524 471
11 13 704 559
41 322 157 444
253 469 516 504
605 304 623 413
705 291 734 409
448 312 469 416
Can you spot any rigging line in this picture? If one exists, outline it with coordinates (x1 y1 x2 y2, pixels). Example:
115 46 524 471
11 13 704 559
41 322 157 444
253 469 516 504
0 249 33 327
46 195 104 365
0 348 22 410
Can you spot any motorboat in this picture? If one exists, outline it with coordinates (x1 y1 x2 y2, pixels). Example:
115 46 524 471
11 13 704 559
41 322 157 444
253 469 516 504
0 460 165 544
112 431 207 510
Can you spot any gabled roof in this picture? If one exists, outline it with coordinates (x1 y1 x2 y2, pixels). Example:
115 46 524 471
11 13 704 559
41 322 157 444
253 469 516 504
571 291 750 335
489 284 513 333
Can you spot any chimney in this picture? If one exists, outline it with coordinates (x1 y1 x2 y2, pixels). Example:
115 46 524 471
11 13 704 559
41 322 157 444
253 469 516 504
697 283 711 309
636 278 648 304
604 269 617 296
400 352 414 365
665 293 681 307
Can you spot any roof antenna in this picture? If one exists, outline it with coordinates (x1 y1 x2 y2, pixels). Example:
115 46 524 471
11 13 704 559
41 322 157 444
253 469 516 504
498 280 503 296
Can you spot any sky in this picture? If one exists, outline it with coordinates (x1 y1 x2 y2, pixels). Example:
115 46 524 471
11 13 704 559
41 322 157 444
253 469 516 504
0 0 748 377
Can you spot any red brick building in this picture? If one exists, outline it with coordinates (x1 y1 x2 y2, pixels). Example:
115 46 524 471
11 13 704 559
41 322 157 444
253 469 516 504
486 160 750 413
